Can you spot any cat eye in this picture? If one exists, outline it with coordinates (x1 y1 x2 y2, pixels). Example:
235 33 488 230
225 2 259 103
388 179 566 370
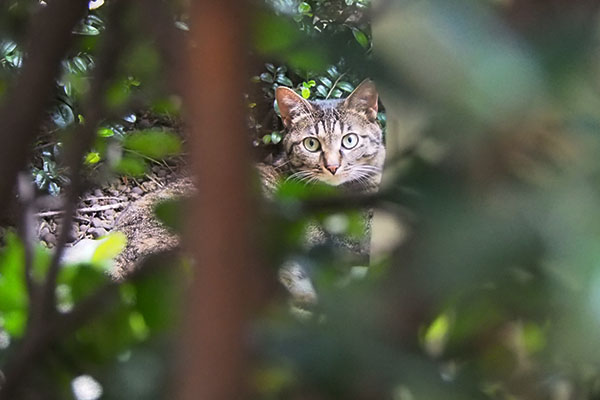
303 137 321 152
341 133 359 149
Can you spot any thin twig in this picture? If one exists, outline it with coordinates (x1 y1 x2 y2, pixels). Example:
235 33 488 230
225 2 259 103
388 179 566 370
124 148 163 165
35 203 128 218
82 196 124 202
325 72 346 100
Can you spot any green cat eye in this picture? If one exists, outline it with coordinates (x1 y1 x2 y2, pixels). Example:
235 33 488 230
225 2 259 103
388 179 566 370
303 137 321 152
341 133 359 149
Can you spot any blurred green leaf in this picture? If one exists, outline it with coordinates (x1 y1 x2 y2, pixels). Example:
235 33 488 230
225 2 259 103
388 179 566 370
337 81 354 92
276 75 293 86
92 232 127 264
114 156 147 177
254 14 299 53
0 233 27 316
316 85 328 97
123 130 182 160
351 28 369 48
320 76 333 88
85 152 101 165
260 72 274 83
50 103 75 128
301 87 310 99
298 2 311 14
154 198 185 234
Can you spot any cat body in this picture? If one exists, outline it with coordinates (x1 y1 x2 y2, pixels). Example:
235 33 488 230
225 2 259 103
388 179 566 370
259 80 385 309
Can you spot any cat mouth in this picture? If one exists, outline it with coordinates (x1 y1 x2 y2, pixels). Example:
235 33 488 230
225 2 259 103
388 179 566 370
317 173 346 186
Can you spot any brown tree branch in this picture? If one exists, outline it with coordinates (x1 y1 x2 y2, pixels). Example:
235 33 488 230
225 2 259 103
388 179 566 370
0 3 129 396
41 1 128 320
175 1 258 399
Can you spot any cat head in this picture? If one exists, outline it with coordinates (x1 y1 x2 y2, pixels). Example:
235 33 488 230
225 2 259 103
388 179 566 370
276 79 385 188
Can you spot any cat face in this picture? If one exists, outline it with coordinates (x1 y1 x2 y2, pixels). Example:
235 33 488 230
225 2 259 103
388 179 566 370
276 80 385 189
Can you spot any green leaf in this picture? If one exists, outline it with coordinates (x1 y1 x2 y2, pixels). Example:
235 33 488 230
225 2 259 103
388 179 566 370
114 156 147 177
260 72 274 83
50 103 74 128
92 232 127 263
0 233 27 312
316 85 328 98
85 152 101 165
320 76 333 88
423 313 450 357
70 266 107 303
332 89 343 98
123 130 182 160
0 41 17 56
3 310 26 337
301 87 311 99
48 182 60 196
262 134 272 144
71 56 88 73
134 265 182 332
287 48 328 71
253 14 299 53
271 131 282 144
151 96 182 116
352 28 370 49
326 65 340 79
337 81 354 93
105 81 130 109
265 63 276 73
275 180 338 201
154 198 185 234
275 75 293 86
128 311 149 340
298 2 311 14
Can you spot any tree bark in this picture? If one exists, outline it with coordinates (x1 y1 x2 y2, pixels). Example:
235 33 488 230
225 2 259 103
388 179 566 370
176 1 254 399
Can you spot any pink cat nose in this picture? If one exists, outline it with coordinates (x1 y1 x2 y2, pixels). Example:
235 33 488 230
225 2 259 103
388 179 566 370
325 165 339 175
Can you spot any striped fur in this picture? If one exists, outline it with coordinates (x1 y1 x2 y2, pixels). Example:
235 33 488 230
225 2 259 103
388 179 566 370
274 79 385 193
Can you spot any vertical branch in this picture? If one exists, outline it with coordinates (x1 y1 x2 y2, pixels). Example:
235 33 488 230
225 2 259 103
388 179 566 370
41 1 127 317
0 4 128 396
176 1 254 400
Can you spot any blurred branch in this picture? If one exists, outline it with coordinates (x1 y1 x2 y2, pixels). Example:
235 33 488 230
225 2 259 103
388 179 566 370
0 3 130 396
0 0 88 222
42 1 128 320
139 0 186 95
175 1 258 399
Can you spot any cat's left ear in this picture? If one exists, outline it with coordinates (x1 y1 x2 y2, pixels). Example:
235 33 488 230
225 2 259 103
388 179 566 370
276 86 314 128
344 79 378 122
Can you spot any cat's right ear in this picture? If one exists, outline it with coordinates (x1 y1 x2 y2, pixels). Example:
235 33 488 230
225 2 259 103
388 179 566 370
276 87 313 128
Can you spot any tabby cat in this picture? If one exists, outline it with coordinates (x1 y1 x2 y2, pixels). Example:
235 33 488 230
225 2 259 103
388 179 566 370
260 79 384 195
258 79 385 308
